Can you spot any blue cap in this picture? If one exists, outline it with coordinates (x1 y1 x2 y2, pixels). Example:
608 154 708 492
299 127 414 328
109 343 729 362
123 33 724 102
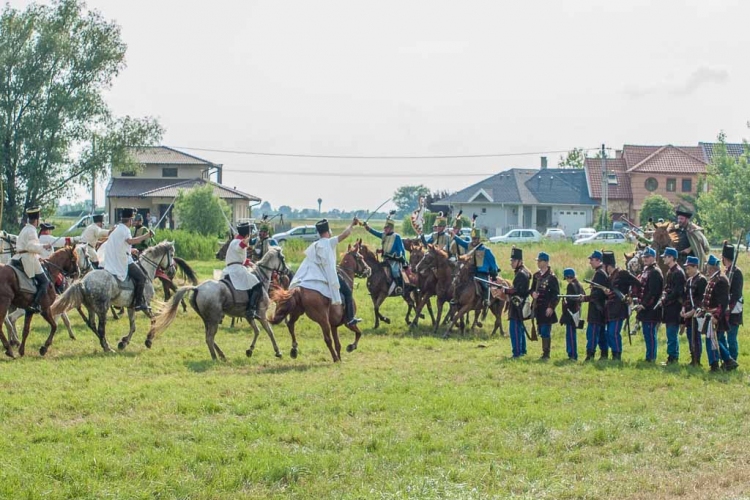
588 250 603 260
537 252 550 262
563 268 575 278
660 247 678 259
707 254 720 267
685 256 700 267
643 247 657 258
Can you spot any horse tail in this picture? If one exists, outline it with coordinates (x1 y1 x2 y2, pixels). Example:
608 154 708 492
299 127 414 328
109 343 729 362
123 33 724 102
149 286 195 339
50 281 83 316
173 256 199 285
269 287 298 325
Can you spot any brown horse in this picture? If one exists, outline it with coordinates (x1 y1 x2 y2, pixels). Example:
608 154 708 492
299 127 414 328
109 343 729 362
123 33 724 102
404 244 435 326
0 247 78 358
355 240 420 329
270 245 371 362
409 245 455 333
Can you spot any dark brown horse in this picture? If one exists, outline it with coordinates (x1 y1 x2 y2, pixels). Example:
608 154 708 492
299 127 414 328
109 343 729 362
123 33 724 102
157 256 199 312
410 245 459 333
270 245 370 362
355 240 420 329
0 247 78 358
404 244 435 326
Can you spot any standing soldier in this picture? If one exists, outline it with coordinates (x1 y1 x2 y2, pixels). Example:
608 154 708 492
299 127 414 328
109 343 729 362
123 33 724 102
634 247 663 362
582 250 608 361
560 268 584 361
504 247 531 359
700 255 739 371
660 247 686 365
602 250 641 361
249 218 279 263
721 241 743 361
363 212 407 295
420 213 450 250
681 256 707 366
221 222 263 320
12 207 52 313
81 214 109 269
132 214 152 254
530 252 559 360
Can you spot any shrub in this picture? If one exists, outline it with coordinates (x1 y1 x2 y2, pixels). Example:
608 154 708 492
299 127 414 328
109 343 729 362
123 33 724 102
153 229 220 260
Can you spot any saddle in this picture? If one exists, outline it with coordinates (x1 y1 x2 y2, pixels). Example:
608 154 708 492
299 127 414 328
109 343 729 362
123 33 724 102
9 260 36 294
220 276 249 306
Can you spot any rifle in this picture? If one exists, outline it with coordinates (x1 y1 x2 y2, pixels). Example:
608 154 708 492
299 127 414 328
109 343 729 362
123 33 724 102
474 276 507 289
558 294 585 300
727 229 745 298
529 276 540 342
584 279 628 303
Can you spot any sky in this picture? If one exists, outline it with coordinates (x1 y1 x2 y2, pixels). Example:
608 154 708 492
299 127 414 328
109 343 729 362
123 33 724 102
15 0 750 211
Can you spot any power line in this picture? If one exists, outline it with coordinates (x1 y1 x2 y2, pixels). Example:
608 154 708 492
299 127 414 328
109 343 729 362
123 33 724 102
175 145 601 160
218 168 507 178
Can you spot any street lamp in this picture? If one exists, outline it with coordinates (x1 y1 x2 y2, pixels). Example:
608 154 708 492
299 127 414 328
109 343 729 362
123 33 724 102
317 198 322 217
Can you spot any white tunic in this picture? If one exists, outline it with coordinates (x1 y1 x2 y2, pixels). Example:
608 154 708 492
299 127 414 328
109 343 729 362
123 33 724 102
102 223 133 281
290 237 341 304
13 224 45 277
221 238 259 290
80 223 109 261
38 234 66 259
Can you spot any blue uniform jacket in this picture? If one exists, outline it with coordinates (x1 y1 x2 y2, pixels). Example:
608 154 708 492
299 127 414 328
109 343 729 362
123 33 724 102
366 227 406 261
453 236 498 275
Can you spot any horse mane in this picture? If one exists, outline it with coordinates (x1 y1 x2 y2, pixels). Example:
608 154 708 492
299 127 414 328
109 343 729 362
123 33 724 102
143 241 174 258
257 245 282 267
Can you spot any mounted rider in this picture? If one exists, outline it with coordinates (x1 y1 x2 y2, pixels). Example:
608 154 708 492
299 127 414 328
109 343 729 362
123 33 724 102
249 216 279 263
420 212 450 251
12 207 52 313
670 209 709 267
363 211 407 295
448 213 468 260
37 222 59 259
80 214 109 269
221 221 263 320
132 213 153 254
451 217 498 306
101 207 154 312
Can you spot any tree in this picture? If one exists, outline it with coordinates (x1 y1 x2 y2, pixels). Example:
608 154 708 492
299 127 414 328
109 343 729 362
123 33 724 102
639 194 675 225
424 189 452 212
393 184 430 218
0 0 162 229
558 148 586 169
174 185 231 236
697 132 750 242
259 201 273 214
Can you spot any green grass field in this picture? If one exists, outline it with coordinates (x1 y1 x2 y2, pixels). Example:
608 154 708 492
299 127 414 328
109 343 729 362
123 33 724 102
1 237 749 499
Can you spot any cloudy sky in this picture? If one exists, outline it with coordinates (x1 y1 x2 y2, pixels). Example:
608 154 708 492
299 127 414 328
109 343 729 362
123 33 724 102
15 0 750 211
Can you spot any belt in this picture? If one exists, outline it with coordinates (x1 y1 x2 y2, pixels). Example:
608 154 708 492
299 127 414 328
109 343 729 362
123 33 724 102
227 262 244 266
16 250 28 254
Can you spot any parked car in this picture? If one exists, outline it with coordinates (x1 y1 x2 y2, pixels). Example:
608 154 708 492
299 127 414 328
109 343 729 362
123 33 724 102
571 227 597 242
459 228 472 238
272 225 320 244
489 229 542 244
573 231 628 245
544 228 566 241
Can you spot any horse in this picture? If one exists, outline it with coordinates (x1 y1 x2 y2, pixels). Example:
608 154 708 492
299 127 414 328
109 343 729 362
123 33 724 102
269 244 371 362
0 231 17 265
404 244 435 326
156 256 199 312
0 246 78 358
356 240 420 329
146 246 289 361
410 245 463 333
51 242 176 354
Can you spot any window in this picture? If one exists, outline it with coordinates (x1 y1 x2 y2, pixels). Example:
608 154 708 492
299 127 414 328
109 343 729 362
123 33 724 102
645 177 658 192
522 231 533 238
120 171 136 177
162 167 178 178
607 173 619 185
481 207 487 214
682 178 692 192
666 178 676 192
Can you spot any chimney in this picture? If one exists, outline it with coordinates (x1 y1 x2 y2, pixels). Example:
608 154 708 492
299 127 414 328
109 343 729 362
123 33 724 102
541 156 548 169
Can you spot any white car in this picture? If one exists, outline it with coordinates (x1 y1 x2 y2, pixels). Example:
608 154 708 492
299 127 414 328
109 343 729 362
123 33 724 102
272 225 320 244
571 227 597 242
544 228 566 241
573 231 628 245
489 229 542 244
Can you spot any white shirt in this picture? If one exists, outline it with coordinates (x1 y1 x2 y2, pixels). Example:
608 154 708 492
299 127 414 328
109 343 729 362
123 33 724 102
221 238 259 290
81 223 109 247
38 234 65 259
13 223 46 277
102 223 133 281
290 236 341 304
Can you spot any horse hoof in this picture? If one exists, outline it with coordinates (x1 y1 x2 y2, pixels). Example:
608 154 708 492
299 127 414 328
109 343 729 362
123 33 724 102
275 352 283 359
383 318 391 325
145 339 153 349
346 344 356 353
69 335 77 341
39 346 48 356
419 314 425 319
117 341 126 351
5 349 15 359
18 347 25 357
246 349 253 358
290 348 298 359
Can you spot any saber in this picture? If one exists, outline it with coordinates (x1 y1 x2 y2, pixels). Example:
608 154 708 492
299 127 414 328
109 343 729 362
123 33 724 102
153 198 177 231
473 276 508 289
218 202 236 235
559 294 585 299
362 198 392 225
49 212 89 247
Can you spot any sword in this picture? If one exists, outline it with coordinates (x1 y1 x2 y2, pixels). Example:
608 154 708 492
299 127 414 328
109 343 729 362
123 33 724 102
362 198 392 225
49 212 90 247
473 276 507 288
153 199 177 232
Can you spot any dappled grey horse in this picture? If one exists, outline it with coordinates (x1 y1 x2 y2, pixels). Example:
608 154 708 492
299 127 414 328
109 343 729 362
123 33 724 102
147 246 288 361
51 241 175 354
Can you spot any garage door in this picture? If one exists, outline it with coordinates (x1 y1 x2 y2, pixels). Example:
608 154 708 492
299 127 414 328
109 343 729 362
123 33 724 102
556 210 588 235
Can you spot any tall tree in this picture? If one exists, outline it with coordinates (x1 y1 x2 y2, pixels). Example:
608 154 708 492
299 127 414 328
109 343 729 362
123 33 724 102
174 185 231 236
392 184 430 217
0 0 162 229
697 132 750 242
639 194 674 224
558 148 586 169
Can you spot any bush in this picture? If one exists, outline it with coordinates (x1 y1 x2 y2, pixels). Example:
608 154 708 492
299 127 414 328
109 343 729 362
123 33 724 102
174 185 231 236
639 194 674 225
153 229 220 260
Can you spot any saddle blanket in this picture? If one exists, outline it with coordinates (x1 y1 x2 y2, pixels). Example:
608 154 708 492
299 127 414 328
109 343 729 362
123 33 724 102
10 264 36 294
221 277 249 306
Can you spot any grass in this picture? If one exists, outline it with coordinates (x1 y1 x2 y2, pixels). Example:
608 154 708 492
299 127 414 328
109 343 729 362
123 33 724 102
1 237 749 499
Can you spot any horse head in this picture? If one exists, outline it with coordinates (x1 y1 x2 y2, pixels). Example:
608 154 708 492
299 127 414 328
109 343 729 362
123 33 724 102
48 246 79 279
344 244 371 278
258 245 288 275
142 241 175 272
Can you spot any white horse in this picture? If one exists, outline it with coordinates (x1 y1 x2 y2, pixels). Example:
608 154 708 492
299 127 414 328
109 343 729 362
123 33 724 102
147 246 288 361
0 230 16 265
51 241 175 354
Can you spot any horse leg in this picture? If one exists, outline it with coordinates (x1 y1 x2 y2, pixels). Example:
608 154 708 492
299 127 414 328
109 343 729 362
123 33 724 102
60 313 76 340
118 308 138 350
0 302 15 358
97 311 113 353
425 299 436 328
318 318 338 362
210 323 227 362
345 322 362 352
433 300 445 334
111 306 120 320
331 324 342 362
409 293 430 328
287 312 301 358
18 312 34 357
259 317 283 358
39 309 59 356
8 308 22 347
245 317 262 358
376 293 390 325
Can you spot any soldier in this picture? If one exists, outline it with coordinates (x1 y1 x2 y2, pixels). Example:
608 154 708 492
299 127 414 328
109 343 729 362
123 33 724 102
132 214 152 253
363 212 407 295
700 255 738 371
634 247 663 362
448 219 468 260
504 247 531 359
452 225 499 306
531 252 559 360
681 256 707 366
671 209 709 267
560 268 584 361
12 207 52 313
581 250 608 361
721 241 743 361
249 219 279 263
36 222 58 259
222 222 263 321
420 213 450 250
81 214 109 269
660 247 686 365
603 250 641 361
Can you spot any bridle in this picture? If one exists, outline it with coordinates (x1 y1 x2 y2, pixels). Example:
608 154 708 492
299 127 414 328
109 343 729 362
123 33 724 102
139 245 174 275
44 248 79 280
339 249 370 280
254 249 288 283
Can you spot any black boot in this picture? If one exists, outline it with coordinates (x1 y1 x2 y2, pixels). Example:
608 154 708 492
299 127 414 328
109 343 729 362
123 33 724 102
690 352 701 367
29 274 49 314
612 352 622 361
246 285 262 320
584 350 595 361
710 362 721 372
540 338 550 360
722 358 739 371
599 349 609 360
133 285 149 312
344 296 361 326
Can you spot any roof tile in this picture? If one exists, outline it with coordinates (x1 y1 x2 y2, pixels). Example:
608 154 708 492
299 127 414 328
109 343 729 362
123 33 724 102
584 157 631 199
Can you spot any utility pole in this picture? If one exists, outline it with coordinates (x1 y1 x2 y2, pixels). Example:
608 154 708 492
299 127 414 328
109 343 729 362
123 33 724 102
601 143 607 229
91 135 97 213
